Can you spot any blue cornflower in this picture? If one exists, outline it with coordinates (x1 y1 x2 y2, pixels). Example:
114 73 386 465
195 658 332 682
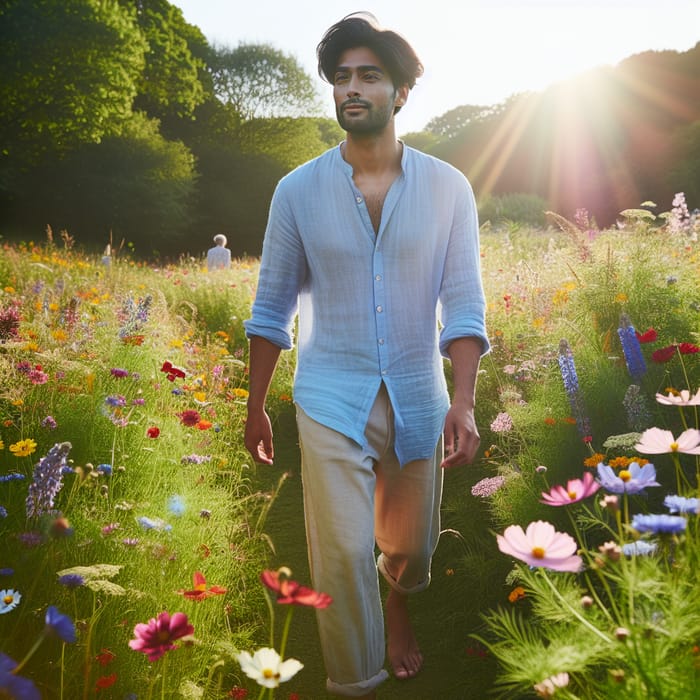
96 464 113 477
104 394 126 407
0 569 14 577
0 473 25 483
45 605 76 643
0 589 21 614
622 541 658 557
0 653 40 700
167 495 186 517
0 506 6 518
596 461 660 495
631 513 687 535
664 495 699 514
557 339 592 441
617 314 647 380
58 574 85 590
137 516 172 532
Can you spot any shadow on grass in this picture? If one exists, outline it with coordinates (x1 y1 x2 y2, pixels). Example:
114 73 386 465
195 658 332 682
254 410 508 699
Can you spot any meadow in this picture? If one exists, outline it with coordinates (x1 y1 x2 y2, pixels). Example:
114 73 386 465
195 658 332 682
0 193 699 699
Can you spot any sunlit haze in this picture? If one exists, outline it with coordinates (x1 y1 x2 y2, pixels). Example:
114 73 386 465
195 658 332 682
173 0 698 135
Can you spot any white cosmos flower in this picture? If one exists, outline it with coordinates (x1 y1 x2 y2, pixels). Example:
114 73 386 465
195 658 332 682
635 427 700 454
235 647 303 688
655 388 700 406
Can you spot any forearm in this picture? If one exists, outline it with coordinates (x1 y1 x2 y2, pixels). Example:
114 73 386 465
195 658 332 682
246 335 283 412
446 337 482 407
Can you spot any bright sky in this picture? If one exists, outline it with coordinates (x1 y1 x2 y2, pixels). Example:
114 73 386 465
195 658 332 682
173 0 699 135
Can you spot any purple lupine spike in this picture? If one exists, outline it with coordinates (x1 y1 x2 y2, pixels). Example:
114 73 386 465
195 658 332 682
25 442 72 519
617 314 646 381
558 339 592 443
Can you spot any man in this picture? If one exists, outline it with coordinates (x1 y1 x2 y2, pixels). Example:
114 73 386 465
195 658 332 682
244 12 488 698
206 234 231 271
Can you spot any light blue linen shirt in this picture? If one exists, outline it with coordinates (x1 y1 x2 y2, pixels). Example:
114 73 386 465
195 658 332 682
244 143 489 466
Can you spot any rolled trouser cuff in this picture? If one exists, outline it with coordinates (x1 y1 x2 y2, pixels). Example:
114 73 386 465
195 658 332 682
326 667 389 696
377 553 431 595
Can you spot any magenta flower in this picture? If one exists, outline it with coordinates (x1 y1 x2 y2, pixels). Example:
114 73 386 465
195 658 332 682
496 521 583 572
635 427 700 455
655 389 700 406
540 471 600 506
129 611 194 661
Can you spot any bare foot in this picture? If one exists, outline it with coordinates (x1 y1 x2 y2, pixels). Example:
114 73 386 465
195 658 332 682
386 589 423 680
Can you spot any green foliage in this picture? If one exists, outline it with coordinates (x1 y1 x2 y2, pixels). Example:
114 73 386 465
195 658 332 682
209 43 323 120
0 0 147 172
478 192 549 228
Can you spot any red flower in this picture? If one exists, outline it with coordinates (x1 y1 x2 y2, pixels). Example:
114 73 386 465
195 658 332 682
261 568 333 609
95 649 116 666
146 426 160 438
128 611 194 662
196 419 213 430
177 571 227 601
652 345 677 363
679 342 699 355
227 688 249 699
122 334 145 346
635 328 657 343
95 674 117 691
178 409 201 427
161 361 186 381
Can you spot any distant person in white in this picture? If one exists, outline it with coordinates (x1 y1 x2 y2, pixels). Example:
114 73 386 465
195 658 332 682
207 234 231 271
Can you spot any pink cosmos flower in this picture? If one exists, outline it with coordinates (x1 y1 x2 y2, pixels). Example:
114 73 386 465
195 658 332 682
540 471 600 506
655 389 700 406
635 427 700 455
496 521 583 572
128 611 194 661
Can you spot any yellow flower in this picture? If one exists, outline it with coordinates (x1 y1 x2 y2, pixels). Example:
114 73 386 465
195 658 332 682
508 586 526 603
233 388 249 399
193 391 207 403
0 439 4 450
9 438 37 457
615 293 628 303
170 339 184 348
4 286 15 294
52 329 68 342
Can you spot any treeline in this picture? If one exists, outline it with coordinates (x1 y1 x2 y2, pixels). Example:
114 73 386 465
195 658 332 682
415 44 700 226
0 0 342 258
2 1 698 258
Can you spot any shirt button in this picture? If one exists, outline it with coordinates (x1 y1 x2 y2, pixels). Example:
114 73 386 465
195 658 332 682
381 370 388 375
375 274 382 281
378 338 385 345
376 305 383 313
356 196 363 203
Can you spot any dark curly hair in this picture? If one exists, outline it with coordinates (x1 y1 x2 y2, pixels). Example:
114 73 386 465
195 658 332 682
317 12 424 92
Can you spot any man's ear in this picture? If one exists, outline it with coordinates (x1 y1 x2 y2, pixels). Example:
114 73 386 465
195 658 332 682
395 84 409 108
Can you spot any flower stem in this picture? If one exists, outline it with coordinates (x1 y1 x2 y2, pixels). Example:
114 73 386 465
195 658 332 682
12 631 47 674
278 607 295 660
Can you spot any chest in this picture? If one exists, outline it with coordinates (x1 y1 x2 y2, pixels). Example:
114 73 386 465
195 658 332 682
354 172 399 233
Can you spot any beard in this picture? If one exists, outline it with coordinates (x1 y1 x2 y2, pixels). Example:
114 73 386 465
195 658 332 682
336 98 395 135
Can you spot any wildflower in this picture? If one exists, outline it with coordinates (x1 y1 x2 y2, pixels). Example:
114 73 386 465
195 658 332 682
496 521 583 572
0 507 6 518
635 427 700 455
181 454 212 465
656 388 700 406
596 462 660 495
95 674 117 691
580 595 594 609
146 426 160 438
622 541 657 556
104 394 126 408
96 464 112 477
95 649 116 666
471 475 506 497
45 606 77 643
631 513 687 535
0 653 41 700
535 465 547 473
652 345 677 363
131 397 145 405
622 384 651 432
41 415 57 429
0 305 21 341
110 368 129 378
261 568 333 608
489 412 513 433
167 495 186 517
617 314 646 380
9 438 37 458
177 571 227 601
235 647 303 689
0 569 14 577
161 361 186 381
508 586 526 603
635 328 657 343
534 672 569 698
615 627 630 641
0 589 21 614
540 471 600 506
58 574 85 589
196 419 213 430
598 541 621 562
679 342 699 355
101 523 120 536
227 688 249 699
28 367 49 384
129 611 194 661
25 442 72 519
584 453 605 468
137 516 172 532
557 339 591 442
664 495 699 514
178 409 201 427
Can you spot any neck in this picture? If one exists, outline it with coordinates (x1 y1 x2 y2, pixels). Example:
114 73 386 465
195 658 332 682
342 126 402 175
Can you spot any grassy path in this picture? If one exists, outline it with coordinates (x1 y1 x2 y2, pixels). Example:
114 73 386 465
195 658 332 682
257 410 505 699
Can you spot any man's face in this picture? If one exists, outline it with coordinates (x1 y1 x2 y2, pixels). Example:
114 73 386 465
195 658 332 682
332 47 407 135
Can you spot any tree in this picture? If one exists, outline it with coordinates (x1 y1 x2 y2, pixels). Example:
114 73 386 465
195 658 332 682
118 0 209 123
0 0 147 180
209 43 323 120
425 104 504 140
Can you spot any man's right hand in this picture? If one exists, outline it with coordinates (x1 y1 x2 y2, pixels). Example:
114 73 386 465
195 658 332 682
244 408 275 464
